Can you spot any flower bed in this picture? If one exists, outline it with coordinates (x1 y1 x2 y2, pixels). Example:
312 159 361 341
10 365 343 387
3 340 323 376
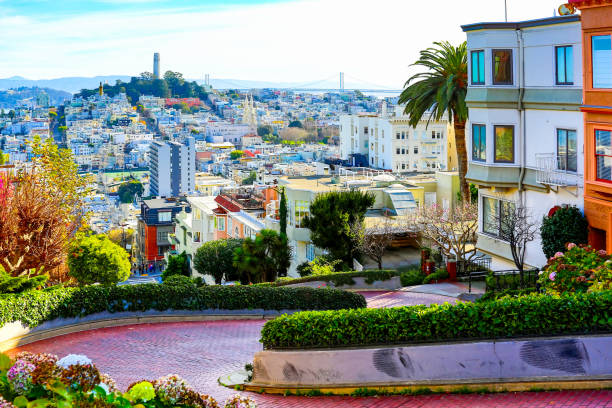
260 291 612 349
0 351 255 407
0 284 366 329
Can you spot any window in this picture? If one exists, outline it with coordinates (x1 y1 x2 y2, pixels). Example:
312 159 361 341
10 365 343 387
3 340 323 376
557 129 577 172
402 163 405 169
471 50 485 84
472 124 486 162
596 130 612 182
494 125 514 163
401 148 405 154
294 200 309 228
492 49 513 85
555 46 574 85
194 231 201 242
158 211 171 222
401 132 405 139
364 127 368 134
157 231 170 242
396 132 400 139
217 216 225 231
228 217 232 234
593 35 612 89
432 131 436 139
414 146 418 154
405 149 409 155
306 244 315 262
396 148 400 154
482 197 515 238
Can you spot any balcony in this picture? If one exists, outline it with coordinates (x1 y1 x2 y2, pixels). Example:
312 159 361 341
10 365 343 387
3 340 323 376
535 153 581 187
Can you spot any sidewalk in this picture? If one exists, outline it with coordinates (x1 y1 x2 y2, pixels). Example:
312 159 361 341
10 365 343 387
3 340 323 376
403 281 485 298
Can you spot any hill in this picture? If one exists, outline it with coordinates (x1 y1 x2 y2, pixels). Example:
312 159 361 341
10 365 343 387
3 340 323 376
0 87 72 109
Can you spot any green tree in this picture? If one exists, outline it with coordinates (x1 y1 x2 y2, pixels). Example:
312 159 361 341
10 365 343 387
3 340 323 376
288 120 303 128
399 41 469 201
257 125 273 137
303 190 375 266
242 171 257 185
193 239 243 284
117 179 143 203
162 251 190 281
230 150 244 160
541 206 589 259
279 187 287 237
67 234 130 285
0 149 6 165
233 230 291 283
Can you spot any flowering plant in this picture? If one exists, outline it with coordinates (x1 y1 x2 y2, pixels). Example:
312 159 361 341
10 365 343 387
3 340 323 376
223 394 257 408
6 359 35 395
539 243 612 293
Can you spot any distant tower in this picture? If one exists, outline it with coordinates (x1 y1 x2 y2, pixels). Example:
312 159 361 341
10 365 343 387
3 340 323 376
205 74 210 87
153 53 160 79
242 94 257 129
381 101 388 118
340 72 345 92
98 82 104 96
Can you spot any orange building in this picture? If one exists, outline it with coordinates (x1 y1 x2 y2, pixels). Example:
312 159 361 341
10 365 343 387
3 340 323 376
570 0 612 251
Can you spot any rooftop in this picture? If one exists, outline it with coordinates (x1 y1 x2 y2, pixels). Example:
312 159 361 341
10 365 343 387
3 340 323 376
461 15 580 32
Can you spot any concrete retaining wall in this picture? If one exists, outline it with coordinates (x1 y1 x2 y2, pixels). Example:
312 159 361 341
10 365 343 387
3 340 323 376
251 335 612 388
284 276 402 290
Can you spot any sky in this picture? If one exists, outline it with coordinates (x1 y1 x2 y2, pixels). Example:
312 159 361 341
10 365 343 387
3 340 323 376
0 0 575 88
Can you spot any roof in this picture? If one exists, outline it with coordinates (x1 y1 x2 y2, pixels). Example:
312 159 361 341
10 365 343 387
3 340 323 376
215 195 242 212
143 198 183 210
461 15 580 32
187 196 218 214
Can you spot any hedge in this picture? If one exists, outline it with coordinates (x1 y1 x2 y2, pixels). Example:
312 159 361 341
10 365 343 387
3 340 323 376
0 284 366 328
261 270 400 287
260 291 612 349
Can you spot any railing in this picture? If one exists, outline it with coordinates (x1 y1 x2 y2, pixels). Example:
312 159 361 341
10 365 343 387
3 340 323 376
535 153 580 186
467 268 540 293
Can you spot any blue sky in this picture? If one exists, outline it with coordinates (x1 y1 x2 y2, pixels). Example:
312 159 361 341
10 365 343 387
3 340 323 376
0 0 574 87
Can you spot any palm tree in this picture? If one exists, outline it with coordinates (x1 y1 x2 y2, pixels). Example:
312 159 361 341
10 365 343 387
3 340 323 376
399 41 469 201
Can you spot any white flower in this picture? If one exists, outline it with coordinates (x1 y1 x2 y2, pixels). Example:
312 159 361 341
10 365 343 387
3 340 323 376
57 354 92 369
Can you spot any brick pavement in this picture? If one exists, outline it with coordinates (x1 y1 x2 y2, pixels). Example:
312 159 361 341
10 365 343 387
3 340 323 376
9 291 612 408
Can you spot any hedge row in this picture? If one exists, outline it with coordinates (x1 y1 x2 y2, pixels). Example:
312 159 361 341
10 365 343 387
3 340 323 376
0 284 367 328
262 270 400 287
260 291 612 349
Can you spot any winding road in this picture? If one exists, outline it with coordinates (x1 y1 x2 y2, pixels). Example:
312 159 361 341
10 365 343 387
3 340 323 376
9 290 611 408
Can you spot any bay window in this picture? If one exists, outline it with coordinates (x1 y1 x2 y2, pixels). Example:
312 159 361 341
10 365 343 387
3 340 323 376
472 124 486 161
596 130 612 182
592 35 612 89
482 197 515 238
494 125 514 163
492 49 513 85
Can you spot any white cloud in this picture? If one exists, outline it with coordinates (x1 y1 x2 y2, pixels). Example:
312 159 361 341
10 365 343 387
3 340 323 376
0 0 571 86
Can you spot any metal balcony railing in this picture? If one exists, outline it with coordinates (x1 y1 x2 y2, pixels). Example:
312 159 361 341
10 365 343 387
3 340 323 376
535 153 580 187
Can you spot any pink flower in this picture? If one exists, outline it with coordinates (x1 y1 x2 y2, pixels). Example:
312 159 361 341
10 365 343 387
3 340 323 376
549 272 556 281
567 243 576 250
598 250 607 257
554 252 564 258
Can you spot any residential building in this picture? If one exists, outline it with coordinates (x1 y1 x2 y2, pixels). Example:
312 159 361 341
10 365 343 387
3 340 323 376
570 0 612 252
462 15 583 268
134 198 186 267
149 137 196 197
212 190 272 241
172 196 218 268
339 105 453 173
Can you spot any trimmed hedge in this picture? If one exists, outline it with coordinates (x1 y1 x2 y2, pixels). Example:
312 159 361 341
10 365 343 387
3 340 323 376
0 284 366 328
261 270 400 287
260 291 612 349
477 288 538 303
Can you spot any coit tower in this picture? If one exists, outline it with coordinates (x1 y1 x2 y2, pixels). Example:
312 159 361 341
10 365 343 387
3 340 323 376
153 53 160 79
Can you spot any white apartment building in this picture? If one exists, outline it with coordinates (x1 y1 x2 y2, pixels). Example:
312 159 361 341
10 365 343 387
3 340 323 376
339 105 452 173
205 122 253 145
149 137 196 197
172 196 218 269
462 15 583 268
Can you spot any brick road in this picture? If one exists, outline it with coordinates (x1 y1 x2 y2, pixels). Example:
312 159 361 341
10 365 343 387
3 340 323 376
9 291 612 408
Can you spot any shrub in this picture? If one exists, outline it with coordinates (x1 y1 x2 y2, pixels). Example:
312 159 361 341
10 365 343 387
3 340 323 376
477 288 538 303
0 266 48 293
539 243 612 294
297 257 342 278
540 206 588 259
262 270 400 287
161 275 195 288
234 230 291 283
0 284 366 328
400 268 425 287
423 268 449 284
162 251 189 281
260 291 612 349
67 234 130 285
485 269 539 291
193 239 243 284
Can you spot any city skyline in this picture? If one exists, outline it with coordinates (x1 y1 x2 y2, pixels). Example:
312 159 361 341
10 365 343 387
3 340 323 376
1 0 573 88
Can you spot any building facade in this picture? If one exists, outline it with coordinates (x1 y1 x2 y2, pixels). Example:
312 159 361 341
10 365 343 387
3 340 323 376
149 137 195 197
569 0 612 252
339 105 453 173
462 15 584 268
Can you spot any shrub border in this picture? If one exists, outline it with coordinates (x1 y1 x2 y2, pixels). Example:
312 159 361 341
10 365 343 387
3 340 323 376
261 270 401 287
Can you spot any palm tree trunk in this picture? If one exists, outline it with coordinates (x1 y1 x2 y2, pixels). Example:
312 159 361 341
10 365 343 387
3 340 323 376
454 117 470 203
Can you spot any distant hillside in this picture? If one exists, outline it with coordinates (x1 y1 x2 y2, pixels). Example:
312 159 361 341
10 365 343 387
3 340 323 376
0 87 72 109
0 76 132 94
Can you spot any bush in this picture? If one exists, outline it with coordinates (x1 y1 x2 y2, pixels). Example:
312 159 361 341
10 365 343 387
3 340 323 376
296 256 341 278
539 243 612 293
423 268 449 284
162 251 189 281
161 275 195 288
477 288 538 303
67 234 130 285
260 291 612 349
540 206 588 259
193 239 243 284
0 284 366 328
0 266 48 293
485 270 539 291
400 268 425 286
262 270 400 287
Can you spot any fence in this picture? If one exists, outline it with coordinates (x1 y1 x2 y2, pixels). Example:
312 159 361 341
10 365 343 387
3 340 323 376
466 268 540 293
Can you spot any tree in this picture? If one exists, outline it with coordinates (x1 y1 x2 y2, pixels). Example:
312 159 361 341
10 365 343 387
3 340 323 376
140 72 154 80
288 120 303 128
399 41 470 202
408 202 478 268
257 125 273 137
242 171 257 185
303 190 375 266
117 179 143 203
279 187 287 236
279 127 308 142
162 251 190 281
489 202 538 274
193 239 243 284
540 206 588 259
107 227 134 249
233 230 291 283
355 220 397 270
0 149 6 165
67 234 130 285
230 150 244 160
